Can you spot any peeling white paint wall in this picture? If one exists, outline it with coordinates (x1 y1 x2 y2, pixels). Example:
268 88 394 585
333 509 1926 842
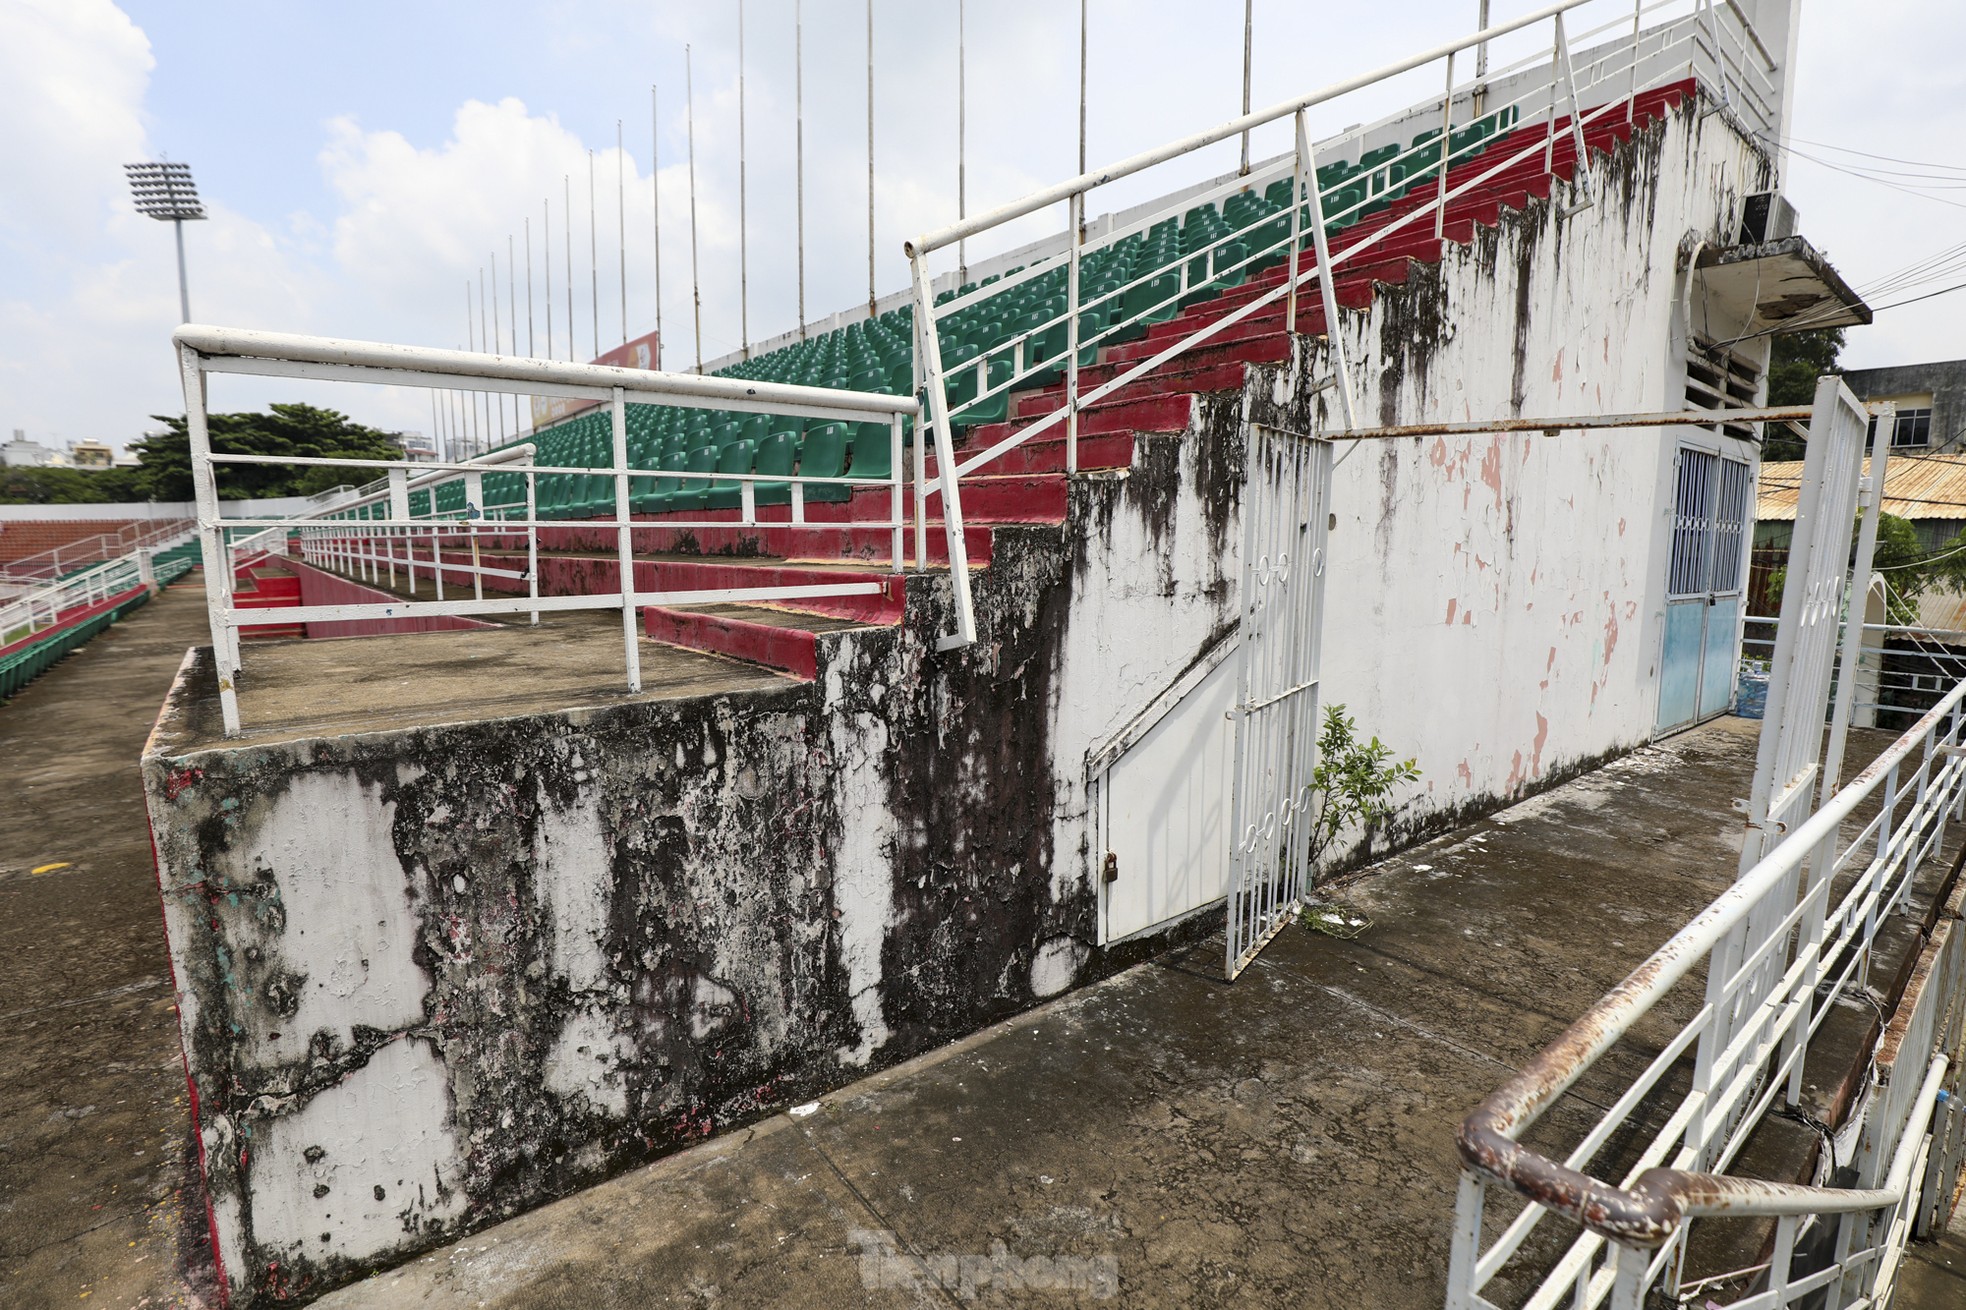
226 772 427 1070
827 635 898 1066
248 1038 466 1269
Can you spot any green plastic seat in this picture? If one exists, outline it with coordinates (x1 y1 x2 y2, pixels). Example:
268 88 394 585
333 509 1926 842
800 422 852 504
668 445 719 512
753 432 798 506
704 439 757 510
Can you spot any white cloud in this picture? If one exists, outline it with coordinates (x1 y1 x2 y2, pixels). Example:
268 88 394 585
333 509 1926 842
6 0 1966 458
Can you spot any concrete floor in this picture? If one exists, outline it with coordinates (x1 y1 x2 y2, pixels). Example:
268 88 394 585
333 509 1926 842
0 580 218 1308
151 611 798 753
7 594 1963 1309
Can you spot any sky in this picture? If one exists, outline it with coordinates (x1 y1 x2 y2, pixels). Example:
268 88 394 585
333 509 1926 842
2 0 1963 455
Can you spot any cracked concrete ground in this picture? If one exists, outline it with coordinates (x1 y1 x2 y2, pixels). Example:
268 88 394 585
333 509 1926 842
0 580 219 1309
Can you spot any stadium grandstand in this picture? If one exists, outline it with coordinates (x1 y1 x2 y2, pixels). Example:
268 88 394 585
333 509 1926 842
11 2 1966 1307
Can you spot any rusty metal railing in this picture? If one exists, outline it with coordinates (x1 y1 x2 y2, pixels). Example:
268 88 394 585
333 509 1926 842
1449 676 1966 1309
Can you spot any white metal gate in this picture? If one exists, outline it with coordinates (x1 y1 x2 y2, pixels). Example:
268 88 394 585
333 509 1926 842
1693 375 1873 1178
1226 425 1333 979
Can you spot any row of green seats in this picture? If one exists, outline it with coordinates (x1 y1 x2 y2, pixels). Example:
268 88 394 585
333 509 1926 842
479 108 1526 468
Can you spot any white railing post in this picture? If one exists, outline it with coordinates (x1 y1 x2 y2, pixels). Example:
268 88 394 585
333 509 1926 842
1627 0 1643 124
176 342 243 737
1299 118 1357 432
1067 191 1082 475
1444 1171 1486 1309
1435 50 1456 242
1552 12 1595 215
610 387 642 694
1286 112 1306 333
888 412 904 572
465 470 486 603
908 252 976 649
525 466 539 627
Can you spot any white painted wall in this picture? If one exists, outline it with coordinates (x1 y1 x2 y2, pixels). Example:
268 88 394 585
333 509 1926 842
1055 90 1775 942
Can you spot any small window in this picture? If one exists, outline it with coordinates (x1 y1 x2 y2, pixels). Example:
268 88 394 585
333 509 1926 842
1892 408 1933 448
1866 408 1936 449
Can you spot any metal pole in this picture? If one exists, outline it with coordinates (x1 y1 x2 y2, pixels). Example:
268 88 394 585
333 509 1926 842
510 233 521 428
1301 117 1357 432
1240 0 1254 175
735 0 739 357
866 0 876 314
173 218 192 323
610 387 642 694
618 120 627 346
958 0 967 283
653 85 664 350
687 45 704 374
588 148 599 358
564 177 575 362
1078 0 1088 174
177 345 240 735
795 1 806 339
1823 416 1894 802
525 219 535 357
544 198 555 362
1474 0 1492 116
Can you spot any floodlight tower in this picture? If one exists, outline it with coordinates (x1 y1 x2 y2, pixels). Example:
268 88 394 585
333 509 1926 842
124 161 206 323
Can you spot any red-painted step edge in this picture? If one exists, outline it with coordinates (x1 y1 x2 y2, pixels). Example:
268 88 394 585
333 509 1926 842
643 606 821 680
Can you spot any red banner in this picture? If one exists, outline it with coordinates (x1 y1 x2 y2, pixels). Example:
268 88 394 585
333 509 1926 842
530 329 661 428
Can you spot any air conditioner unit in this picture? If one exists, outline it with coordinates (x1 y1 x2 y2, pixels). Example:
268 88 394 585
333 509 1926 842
1739 192 1798 245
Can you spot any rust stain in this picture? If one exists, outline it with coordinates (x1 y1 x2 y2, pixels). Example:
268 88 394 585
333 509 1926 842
1602 592 1620 663
1445 598 1458 625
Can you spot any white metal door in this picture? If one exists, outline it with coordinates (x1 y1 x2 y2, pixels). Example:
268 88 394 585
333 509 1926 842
1225 426 1333 980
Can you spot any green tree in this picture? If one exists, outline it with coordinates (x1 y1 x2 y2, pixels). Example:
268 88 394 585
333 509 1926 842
1762 328 1845 461
133 403 406 501
1767 511 1966 625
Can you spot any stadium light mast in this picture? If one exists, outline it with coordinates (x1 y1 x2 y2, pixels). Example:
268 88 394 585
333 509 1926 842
124 161 205 323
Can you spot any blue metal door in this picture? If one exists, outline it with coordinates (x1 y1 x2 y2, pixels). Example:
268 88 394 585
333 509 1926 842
1659 449 1751 732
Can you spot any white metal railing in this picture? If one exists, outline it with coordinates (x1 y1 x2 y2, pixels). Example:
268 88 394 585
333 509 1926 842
1449 677 1966 1309
0 515 195 584
173 326 920 737
0 553 151 649
905 0 1778 649
1742 617 1966 727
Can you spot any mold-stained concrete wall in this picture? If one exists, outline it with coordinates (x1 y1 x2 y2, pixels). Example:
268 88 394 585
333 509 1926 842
1289 93 1767 847
143 90 1772 1305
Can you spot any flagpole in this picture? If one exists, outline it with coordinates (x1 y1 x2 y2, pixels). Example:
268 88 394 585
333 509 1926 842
687 44 704 374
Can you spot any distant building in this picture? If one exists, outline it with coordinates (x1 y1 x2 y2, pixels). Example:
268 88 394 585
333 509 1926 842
1841 358 1966 455
2 430 58 467
1757 451 1966 629
68 440 114 469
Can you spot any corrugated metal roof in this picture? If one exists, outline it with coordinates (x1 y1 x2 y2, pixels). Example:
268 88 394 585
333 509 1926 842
1757 452 1966 523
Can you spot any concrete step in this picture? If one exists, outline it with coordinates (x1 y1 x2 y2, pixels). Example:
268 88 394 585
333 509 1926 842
642 603 880 681
438 549 912 625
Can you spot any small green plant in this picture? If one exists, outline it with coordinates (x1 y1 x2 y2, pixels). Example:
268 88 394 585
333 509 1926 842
1305 703 1420 873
